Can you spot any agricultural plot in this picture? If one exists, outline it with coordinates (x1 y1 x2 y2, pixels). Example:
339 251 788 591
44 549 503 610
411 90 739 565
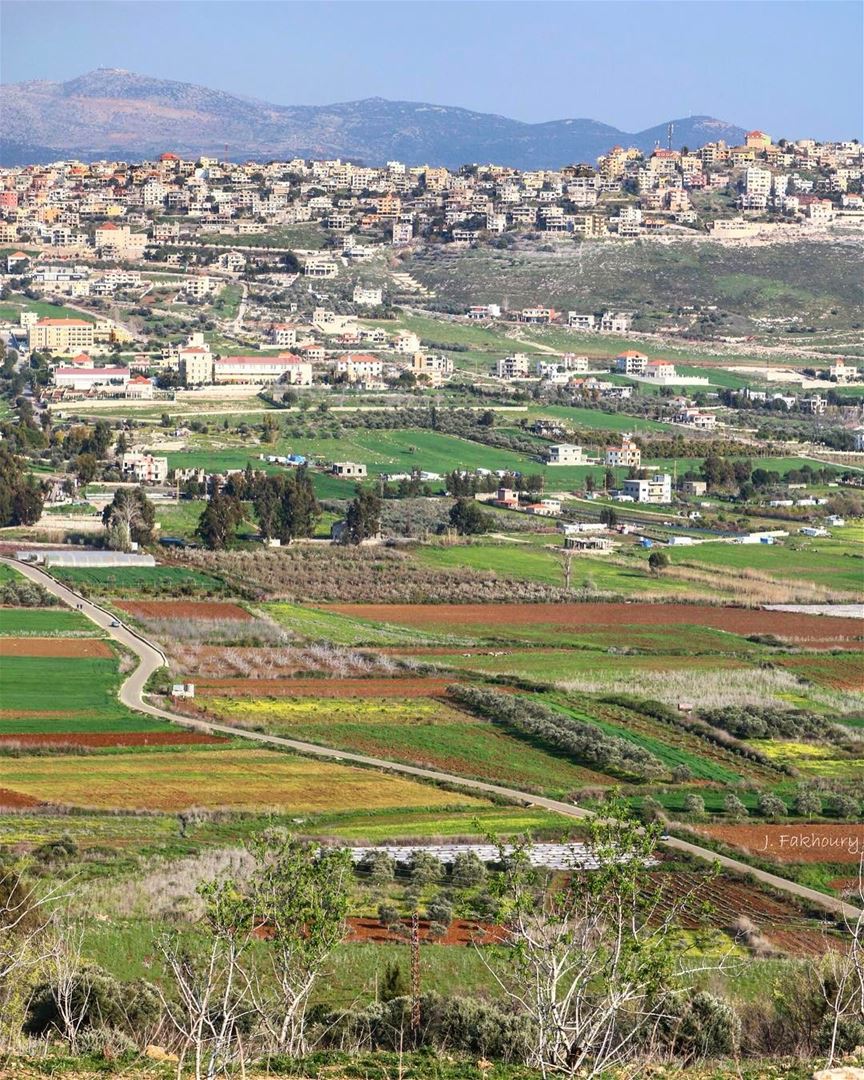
116 599 251 620
325 602 863 649
0 652 186 746
414 542 699 596
0 747 491 813
0 607 99 636
195 693 614 796
696 823 864 864
668 537 864 595
53 565 225 596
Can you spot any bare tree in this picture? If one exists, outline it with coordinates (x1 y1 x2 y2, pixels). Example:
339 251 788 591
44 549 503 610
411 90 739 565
47 918 93 1051
479 807 730 1078
820 858 864 1067
157 879 254 1080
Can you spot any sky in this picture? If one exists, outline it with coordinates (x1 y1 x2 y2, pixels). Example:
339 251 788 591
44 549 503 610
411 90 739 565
1 0 862 138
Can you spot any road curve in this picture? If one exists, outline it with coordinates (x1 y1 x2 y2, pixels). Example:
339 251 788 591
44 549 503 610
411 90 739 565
3 555 860 920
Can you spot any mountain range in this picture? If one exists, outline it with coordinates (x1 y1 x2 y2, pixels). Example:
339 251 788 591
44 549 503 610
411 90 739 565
0 68 747 169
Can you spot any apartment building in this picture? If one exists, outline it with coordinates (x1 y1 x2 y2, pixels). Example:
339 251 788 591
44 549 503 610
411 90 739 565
605 436 641 468
352 285 383 306
119 452 169 485
411 353 453 387
495 353 530 379
621 473 672 504
614 351 648 376
546 444 586 466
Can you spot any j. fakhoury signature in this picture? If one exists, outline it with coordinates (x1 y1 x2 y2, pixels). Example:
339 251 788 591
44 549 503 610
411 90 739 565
762 833 861 853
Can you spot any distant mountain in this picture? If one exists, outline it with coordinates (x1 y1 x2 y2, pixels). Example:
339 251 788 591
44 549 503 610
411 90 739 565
0 68 748 168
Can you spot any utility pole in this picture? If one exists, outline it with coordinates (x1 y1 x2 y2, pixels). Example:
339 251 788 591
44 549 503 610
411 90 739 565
410 910 421 1038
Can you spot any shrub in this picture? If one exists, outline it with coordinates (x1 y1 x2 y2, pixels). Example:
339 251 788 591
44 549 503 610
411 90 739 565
451 850 487 888
668 991 741 1059
794 790 823 819
25 966 161 1039
683 794 705 818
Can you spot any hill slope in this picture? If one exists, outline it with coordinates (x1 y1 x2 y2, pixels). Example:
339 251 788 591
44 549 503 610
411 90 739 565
0 68 746 168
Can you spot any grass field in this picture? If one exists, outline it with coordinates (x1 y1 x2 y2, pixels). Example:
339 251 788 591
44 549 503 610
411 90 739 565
668 536 864 594
200 694 614 796
414 541 698 596
52 565 226 595
0 297 99 323
0 607 99 636
0 746 491 812
0 654 152 731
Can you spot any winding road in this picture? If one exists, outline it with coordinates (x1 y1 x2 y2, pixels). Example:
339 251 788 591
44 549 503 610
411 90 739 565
3 555 860 920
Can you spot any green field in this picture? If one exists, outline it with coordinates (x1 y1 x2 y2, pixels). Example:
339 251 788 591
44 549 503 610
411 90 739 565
414 541 699 596
0 297 99 323
52 565 226 595
667 535 864 593
0 654 159 734
0 607 98 636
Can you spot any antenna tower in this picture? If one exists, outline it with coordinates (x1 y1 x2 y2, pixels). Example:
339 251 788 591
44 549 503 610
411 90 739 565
667 122 674 150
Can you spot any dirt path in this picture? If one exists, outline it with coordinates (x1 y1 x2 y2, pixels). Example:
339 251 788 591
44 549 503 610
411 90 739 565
2 555 860 920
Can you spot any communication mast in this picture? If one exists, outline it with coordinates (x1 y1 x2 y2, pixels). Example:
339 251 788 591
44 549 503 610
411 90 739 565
667 122 674 150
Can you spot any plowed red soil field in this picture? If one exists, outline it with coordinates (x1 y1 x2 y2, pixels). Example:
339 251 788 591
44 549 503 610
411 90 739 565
193 676 456 698
348 917 505 946
0 637 113 658
0 787 42 808
116 601 251 620
330 603 861 647
0 732 226 748
696 824 864 863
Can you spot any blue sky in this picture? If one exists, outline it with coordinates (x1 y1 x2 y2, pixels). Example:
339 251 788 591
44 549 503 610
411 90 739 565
2 1 862 137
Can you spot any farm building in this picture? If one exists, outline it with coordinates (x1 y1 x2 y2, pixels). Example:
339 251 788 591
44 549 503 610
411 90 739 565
17 550 156 569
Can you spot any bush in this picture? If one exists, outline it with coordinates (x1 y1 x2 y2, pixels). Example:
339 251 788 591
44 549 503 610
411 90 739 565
723 793 748 820
683 794 705 817
757 792 788 819
25 966 161 1038
409 849 443 885
668 991 741 1059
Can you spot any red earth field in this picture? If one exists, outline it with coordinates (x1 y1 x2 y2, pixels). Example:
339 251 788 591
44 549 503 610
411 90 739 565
116 600 251 620
329 603 862 647
0 637 114 658
0 732 226 749
695 824 864 863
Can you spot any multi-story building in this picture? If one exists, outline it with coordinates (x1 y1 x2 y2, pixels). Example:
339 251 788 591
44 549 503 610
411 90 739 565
614 351 648 376
495 353 530 379
546 444 586 466
214 355 312 385
605 436 641 468
31 317 95 353
411 353 453 387
119 452 168 485
621 473 672 503
335 353 383 383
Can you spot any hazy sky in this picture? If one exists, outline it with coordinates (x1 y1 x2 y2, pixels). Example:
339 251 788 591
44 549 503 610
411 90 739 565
2 1 862 137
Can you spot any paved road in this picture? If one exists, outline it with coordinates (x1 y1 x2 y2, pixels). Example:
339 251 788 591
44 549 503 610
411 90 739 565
4 555 860 920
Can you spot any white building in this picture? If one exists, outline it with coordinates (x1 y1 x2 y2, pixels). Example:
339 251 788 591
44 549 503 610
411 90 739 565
621 473 672 504
353 285 383 306
214 355 312 385
546 444 586 466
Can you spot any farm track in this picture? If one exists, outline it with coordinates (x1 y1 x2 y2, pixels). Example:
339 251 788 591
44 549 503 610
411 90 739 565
3 556 861 920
